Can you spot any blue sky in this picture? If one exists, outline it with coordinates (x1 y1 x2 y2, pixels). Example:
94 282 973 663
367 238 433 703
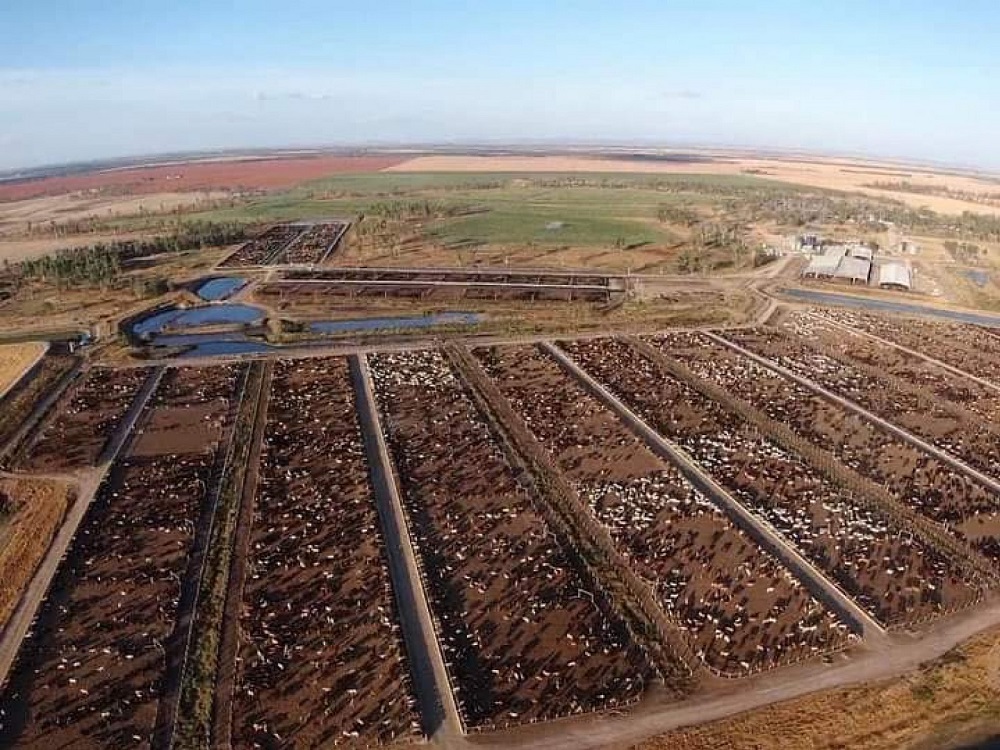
1 1 998 171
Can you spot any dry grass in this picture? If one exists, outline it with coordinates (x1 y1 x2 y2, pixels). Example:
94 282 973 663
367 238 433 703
387 155 1000 216
0 478 74 629
633 628 1000 750
0 191 230 242
0 342 46 396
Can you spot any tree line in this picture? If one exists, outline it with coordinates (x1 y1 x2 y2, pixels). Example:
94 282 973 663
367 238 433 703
12 221 248 288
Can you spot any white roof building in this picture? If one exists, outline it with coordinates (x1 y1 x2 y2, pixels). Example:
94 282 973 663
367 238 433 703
878 262 912 290
834 257 871 284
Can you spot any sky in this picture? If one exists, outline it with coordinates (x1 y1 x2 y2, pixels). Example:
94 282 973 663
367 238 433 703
1 0 999 172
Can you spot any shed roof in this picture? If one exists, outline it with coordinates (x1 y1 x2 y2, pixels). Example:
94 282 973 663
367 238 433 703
834 257 871 282
878 262 911 289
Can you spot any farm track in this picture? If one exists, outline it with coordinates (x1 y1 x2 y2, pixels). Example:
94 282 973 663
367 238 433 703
212 362 272 750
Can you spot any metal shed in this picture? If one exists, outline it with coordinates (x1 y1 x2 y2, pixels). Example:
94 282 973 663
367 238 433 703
878 262 912 290
834 257 871 284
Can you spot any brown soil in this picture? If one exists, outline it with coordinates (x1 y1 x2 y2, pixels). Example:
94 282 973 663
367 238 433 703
130 404 224 457
370 349 653 729
472 344 850 675
0 156 406 202
232 356 420 748
0 478 73 630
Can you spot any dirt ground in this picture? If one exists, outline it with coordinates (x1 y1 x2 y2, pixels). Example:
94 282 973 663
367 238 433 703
0 364 241 750
386 155 1000 216
0 342 46 396
14 367 149 473
0 155 407 202
0 478 73 630
633 624 1000 750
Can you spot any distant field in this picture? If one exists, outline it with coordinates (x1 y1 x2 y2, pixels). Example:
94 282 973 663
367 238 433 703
0 342 46 396
389 155 1000 216
167 172 771 252
0 155 407 201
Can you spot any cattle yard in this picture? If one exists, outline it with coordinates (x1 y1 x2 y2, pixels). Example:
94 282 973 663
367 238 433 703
471 343 854 675
258 266 624 304
219 221 349 268
370 349 653 729
559 336 983 628
0 364 243 749
9 366 150 473
232 356 420 748
2 304 1000 747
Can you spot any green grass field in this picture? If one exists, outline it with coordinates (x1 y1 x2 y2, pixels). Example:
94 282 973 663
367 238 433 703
99 170 837 257
148 171 789 248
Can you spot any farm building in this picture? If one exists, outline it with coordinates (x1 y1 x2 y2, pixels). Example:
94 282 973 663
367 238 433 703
834 256 872 284
878 262 912 290
802 246 847 279
802 245 870 284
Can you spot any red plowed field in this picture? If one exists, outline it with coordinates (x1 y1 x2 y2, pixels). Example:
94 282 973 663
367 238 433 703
0 156 407 201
